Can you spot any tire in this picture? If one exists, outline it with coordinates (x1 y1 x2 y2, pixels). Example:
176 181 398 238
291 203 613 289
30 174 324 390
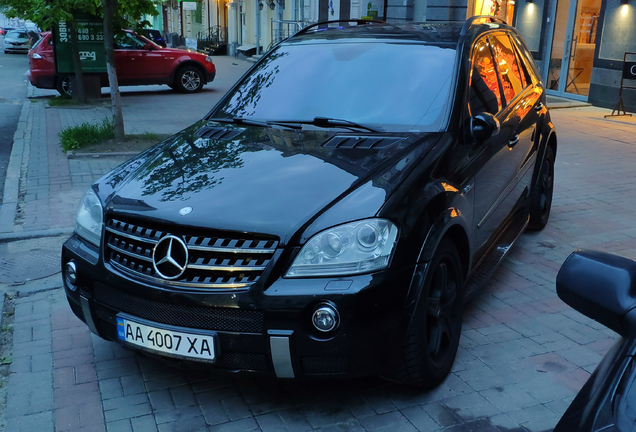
383 238 464 388
527 146 555 230
56 75 72 97
174 66 204 93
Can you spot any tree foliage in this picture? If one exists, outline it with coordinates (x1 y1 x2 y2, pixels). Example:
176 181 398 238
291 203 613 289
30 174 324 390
0 0 157 33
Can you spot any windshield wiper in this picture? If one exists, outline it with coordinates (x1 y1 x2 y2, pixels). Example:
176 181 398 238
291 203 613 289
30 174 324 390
261 117 383 133
209 117 303 130
311 117 383 133
210 116 382 132
209 117 271 128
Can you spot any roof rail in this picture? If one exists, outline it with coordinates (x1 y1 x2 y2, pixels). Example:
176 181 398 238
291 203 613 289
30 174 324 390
294 20 387 38
461 15 507 35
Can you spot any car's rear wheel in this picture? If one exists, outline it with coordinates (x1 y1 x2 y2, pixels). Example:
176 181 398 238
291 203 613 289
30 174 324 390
383 238 464 388
174 66 204 93
56 75 72 97
528 146 554 230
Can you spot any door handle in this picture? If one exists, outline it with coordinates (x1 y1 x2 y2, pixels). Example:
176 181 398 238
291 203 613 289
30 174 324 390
535 102 544 112
508 135 519 149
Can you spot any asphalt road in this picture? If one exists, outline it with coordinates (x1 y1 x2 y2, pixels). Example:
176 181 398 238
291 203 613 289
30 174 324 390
0 36 28 206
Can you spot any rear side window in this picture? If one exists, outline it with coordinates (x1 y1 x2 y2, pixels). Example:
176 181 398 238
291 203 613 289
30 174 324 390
490 33 526 105
469 37 502 116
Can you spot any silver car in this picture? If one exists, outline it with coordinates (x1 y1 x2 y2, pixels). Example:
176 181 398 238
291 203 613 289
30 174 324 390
3 30 31 54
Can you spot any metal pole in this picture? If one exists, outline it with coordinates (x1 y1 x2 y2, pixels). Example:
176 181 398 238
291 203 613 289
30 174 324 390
256 0 261 54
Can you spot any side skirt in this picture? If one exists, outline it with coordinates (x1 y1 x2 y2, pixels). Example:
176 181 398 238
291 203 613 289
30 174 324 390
463 212 529 302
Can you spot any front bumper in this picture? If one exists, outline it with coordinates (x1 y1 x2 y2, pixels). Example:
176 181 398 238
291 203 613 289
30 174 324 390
4 45 29 53
62 233 414 379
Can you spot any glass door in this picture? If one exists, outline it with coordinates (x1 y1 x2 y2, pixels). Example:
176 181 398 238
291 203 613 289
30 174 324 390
546 0 601 98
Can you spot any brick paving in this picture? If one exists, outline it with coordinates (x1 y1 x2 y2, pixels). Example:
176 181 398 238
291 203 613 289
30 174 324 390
1 59 636 431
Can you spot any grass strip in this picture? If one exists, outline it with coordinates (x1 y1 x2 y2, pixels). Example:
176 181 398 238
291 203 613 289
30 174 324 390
59 117 115 152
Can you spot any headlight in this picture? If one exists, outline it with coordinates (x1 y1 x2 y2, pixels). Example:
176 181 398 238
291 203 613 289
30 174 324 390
286 219 398 277
206 56 214 64
75 188 103 247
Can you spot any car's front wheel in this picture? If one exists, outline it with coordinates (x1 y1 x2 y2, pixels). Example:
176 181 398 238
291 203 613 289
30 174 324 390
528 146 555 230
56 75 72 97
174 66 204 93
384 238 464 388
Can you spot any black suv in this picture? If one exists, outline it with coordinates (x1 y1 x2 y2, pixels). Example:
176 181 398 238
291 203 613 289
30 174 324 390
62 17 556 387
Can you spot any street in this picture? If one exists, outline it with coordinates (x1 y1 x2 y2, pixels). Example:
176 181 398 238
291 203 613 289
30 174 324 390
1 55 636 431
0 35 28 205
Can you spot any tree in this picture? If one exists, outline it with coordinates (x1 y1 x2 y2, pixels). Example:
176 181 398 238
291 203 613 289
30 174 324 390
101 0 158 141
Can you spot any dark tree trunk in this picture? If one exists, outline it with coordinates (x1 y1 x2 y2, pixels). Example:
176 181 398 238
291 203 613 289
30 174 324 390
101 0 125 141
68 22 86 103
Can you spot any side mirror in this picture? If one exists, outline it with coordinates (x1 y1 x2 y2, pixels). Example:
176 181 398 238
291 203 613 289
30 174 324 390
557 250 636 337
143 42 154 50
471 112 500 142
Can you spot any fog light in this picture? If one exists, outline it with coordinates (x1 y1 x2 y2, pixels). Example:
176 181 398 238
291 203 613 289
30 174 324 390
65 261 77 287
312 304 339 332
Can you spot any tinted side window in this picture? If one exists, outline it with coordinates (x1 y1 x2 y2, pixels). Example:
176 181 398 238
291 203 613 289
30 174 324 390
490 33 526 105
509 33 541 85
469 37 502 116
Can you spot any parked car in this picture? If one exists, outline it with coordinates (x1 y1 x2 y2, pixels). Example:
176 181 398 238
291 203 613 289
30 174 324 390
555 250 636 431
0 26 16 36
61 17 557 387
27 30 215 95
139 29 167 48
3 29 31 53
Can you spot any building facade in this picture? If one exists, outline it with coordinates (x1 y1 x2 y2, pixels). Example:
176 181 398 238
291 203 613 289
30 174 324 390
158 0 635 111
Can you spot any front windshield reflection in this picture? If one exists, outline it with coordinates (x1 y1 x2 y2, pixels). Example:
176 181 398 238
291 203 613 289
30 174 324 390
216 42 456 132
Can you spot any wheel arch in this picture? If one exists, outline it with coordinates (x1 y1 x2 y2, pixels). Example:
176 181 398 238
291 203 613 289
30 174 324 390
172 60 208 84
417 205 472 282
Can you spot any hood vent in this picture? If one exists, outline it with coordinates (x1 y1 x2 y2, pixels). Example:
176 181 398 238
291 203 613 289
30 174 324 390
196 126 245 141
323 136 405 149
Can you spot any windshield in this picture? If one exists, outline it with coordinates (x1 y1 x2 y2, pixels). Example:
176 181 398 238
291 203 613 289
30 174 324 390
214 42 456 132
6 31 28 39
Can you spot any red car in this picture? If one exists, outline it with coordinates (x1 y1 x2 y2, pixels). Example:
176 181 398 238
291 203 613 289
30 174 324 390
27 31 216 95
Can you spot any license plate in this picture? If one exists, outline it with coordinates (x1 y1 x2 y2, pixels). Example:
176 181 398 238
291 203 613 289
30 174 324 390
117 315 217 362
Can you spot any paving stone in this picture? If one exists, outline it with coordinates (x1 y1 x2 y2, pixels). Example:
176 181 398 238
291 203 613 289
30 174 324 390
5 411 54 432
208 417 260 432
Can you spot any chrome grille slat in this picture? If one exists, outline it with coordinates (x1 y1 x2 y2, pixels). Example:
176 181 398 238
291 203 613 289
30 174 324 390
188 264 267 271
105 218 278 290
187 245 273 254
105 226 158 244
109 244 153 263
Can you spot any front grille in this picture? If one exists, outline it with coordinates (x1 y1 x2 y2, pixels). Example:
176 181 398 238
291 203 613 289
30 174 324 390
216 353 269 372
93 282 264 333
301 357 349 374
104 218 278 290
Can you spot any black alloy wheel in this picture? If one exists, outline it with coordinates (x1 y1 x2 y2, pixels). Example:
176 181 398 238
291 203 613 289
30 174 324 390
528 146 555 230
384 238 464 388
56 75 72 97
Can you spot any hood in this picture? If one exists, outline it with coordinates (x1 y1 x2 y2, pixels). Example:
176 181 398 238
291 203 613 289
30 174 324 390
96 121 442 244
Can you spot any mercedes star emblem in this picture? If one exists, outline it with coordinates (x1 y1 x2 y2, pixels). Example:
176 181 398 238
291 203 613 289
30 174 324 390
179 207 193 216
152 235 189 280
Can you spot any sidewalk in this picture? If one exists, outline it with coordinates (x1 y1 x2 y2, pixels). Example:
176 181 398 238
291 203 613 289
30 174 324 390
1 68 636 431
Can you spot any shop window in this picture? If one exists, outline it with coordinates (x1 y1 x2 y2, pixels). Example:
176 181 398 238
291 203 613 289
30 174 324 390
490 33 526 104
472 0 515 25
469 37 503 116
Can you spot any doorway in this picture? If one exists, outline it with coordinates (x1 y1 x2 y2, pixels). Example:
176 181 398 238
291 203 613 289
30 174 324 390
545 0 601 99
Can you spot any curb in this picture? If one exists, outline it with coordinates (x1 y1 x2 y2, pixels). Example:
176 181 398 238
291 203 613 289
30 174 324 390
0 100 31 235
0 227 73 244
